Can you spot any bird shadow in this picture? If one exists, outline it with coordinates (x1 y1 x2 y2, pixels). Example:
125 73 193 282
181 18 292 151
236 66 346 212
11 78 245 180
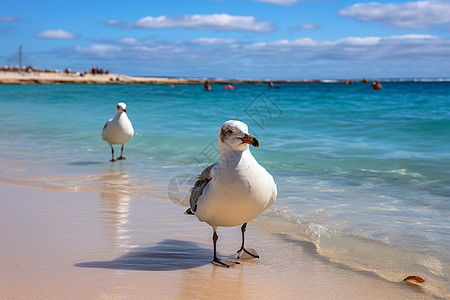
75 239 211 271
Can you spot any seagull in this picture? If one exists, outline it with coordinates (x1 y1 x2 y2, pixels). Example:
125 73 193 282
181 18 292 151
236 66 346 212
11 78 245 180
102 102 134 161
186 120 277 267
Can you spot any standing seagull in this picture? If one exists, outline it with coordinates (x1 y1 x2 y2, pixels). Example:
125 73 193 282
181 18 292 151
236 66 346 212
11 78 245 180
186 120 277 267
102 102 134 161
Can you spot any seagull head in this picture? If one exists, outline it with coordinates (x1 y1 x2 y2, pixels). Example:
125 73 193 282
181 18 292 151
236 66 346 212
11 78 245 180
218 120 259 153
116 102 127 114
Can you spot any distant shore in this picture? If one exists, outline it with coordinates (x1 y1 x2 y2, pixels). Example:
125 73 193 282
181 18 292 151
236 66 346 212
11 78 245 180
2 69 449 86
0 70 320 85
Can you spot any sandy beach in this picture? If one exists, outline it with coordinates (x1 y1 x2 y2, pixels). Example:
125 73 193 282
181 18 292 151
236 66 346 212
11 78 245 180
0 182 433 299
0 70 203 85
0 70 319 85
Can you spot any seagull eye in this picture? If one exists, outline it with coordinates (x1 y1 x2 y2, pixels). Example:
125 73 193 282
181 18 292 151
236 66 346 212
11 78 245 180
227 129 233 134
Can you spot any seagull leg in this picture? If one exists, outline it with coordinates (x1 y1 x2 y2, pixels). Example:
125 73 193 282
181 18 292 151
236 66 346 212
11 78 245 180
117 144 126 160
211 228 240 267
109 145 115 162
212 229 229 267
237 223 259 259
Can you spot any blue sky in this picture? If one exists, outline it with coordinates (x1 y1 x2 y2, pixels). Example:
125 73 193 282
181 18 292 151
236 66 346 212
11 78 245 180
1 0 450 79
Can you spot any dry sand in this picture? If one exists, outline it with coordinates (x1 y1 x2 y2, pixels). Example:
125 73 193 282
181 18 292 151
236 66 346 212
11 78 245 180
0 70 315 85
0 182 433 299
0 71 201 85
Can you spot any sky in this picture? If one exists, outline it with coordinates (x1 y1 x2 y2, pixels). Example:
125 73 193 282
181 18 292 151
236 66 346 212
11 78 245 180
1 0 450 79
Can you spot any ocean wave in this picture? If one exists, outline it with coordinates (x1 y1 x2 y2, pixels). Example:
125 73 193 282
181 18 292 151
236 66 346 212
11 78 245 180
359 168 424 178
260 205 449 299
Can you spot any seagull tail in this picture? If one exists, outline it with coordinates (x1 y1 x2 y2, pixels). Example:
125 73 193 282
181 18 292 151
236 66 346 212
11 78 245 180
185 208 195 215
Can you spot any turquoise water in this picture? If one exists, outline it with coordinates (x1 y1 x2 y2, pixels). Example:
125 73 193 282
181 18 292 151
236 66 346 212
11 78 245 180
1 82 449 297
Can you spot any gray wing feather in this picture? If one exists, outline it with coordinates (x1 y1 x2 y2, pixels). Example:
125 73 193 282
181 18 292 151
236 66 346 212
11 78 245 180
102 119 112 131
102 119 112 139
188 163 217 213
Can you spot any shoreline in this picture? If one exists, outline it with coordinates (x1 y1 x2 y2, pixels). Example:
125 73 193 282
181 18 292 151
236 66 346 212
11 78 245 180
0 70 320 85
2 70 449 85
0 181 435 299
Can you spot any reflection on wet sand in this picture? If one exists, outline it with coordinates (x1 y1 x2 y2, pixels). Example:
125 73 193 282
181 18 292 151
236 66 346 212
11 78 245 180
179 262 250 299
99 162 132 249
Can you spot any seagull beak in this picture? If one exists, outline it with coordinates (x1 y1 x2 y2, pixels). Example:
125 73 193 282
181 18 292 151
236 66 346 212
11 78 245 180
123 109 127 113
241 134 259 148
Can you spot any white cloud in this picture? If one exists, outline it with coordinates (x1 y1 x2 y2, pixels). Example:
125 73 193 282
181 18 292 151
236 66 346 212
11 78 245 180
36 29 77 39
191 38 237 45
102 19 126 27
104 14 273 32
116 38 157 46
74 34 448 63
386 34 437 40
339 0 450 29
75 44 122 58
93 37 156 46
0 16 21 22
251 0 302 5
66 34 450 78
238 34 447 64
291 23 320 31
337 36 381 46
253 34 437 49
116 38 140 45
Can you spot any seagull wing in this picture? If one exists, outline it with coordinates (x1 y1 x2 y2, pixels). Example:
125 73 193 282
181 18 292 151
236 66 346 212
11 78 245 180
102 119 112 140
186 163 217 214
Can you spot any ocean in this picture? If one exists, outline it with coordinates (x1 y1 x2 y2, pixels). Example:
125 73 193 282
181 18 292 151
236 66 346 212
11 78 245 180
0 81 449 298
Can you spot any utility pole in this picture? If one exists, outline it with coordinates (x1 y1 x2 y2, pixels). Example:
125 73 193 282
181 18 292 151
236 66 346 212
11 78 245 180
19 45 22 68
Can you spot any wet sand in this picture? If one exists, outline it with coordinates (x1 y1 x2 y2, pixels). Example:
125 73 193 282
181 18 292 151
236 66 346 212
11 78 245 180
0 183 432 299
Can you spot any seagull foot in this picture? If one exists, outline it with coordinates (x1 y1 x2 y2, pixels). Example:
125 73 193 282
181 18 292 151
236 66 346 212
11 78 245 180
116 156 126 160
110 158 116 162
212 258 240 268
237 247 259 260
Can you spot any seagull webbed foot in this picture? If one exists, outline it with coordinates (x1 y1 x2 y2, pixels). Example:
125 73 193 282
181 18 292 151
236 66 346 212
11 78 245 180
237 247 259 260
212 258 240 268
116 156 126 160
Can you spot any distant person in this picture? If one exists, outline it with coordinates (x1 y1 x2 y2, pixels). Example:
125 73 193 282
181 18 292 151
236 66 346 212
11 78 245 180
204 80 211 91
372 80 382 90
268 81 280 89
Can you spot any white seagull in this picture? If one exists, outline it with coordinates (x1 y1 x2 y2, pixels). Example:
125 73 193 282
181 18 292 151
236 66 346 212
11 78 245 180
102 102 134 161
186 120 277 267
